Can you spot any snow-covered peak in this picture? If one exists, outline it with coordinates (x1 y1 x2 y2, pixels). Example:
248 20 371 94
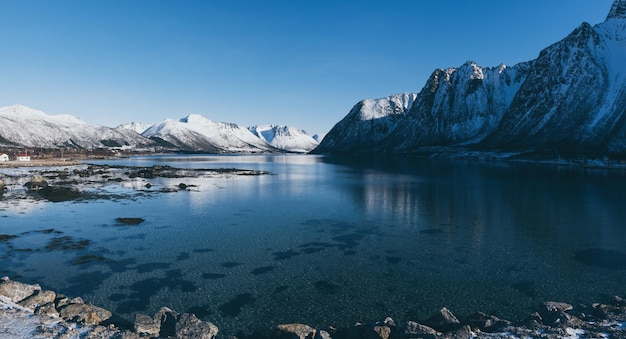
116 122 151 134
179 114 213 125
0 104 46 118
0 104 85 126
607 0 626 21
248 124 319 153
0 104 152 148
356 92 418 121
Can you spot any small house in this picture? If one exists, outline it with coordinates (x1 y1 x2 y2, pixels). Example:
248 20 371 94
0 153 8 162
17 154 31 162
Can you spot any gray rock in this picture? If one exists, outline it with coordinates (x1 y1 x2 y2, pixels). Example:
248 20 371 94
135 313 160 337
363 325 391 339
276 323 317 339
69 296 85 304
34 302 60 318
24 175 49 190
18 289 56 311
424 307 462 333
542 301 574 313
0 277 41 303
154 306 179 337
316 330 332 339
442 325 473 339
54 294 70 309
610 296 625 307
59 303 112 325
175 313 219 339
383 317 396 327
592 303 620 318
464 312 510 332
403 321 440 339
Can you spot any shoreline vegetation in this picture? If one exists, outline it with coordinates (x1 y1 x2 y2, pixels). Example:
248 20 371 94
0 276 624 338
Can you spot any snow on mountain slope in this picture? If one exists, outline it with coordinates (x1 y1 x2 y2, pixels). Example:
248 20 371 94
0 104 318 153
314 93 417 153
143 114 279 153
248 125 319 153
316 0 626 155
312 134 326 143
0 105 152 149
386 61 531 151
484 7 626 152
117 122 152 134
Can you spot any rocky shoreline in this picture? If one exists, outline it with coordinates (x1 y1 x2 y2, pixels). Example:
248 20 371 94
0 277 624 339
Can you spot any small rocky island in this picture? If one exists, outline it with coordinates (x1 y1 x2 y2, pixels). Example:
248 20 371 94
0 276 624 338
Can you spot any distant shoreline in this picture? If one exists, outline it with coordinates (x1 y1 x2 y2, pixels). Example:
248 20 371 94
0 159 83 168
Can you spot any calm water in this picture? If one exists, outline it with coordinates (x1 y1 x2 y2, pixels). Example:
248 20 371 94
1 154 626 336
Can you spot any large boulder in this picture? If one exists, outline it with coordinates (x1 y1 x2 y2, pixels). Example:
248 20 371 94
403 321 440 339
364 325 391 339
59 302 112 325
463 312 510 332
18 289 56 311
134 313 160 337
24 175 48 190
0 276 41 303
424 307 462 333
154 306 179 337
175 313 219 339
276 323 317 339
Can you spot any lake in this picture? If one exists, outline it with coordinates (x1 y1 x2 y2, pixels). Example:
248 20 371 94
1 154 625 336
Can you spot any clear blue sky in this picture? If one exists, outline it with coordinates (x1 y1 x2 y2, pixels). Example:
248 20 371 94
0 0 614 135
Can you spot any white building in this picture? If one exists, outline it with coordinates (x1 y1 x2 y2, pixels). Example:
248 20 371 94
0 153 8 162
17 154 30 162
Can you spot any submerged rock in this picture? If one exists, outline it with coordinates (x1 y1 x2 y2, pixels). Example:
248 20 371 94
115 217 145 225
39 185 81 202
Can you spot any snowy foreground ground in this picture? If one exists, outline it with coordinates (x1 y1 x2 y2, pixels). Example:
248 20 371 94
0 277 625 339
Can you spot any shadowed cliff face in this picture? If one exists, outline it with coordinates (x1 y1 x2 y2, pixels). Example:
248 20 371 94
607 0 626 21
315 1 626 155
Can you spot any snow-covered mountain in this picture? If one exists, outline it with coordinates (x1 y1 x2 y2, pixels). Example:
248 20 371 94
483 4 626 152
0 105 153 149
313 93 417 153
248 125 319 153
142 114 279 153
116 121 151 134
0 105 320 153
315 0 626 155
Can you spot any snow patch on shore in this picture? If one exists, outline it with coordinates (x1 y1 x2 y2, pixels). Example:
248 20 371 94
0 296 92 339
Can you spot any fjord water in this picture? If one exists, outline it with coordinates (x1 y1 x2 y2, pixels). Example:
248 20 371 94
1 155 625 335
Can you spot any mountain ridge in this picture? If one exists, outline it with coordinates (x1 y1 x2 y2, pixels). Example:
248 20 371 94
314 0 626 156
0 104 319 153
